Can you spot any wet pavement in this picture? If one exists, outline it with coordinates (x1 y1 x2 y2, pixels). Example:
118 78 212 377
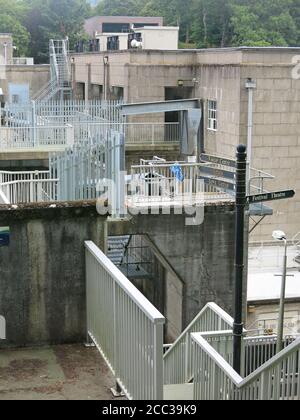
0 344 118 400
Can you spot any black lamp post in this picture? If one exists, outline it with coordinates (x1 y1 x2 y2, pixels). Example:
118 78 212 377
233 144 247 374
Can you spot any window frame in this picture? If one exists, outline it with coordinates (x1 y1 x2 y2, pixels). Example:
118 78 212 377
207 100 218 132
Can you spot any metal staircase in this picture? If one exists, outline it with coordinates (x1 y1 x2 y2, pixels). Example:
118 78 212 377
33 39 72 104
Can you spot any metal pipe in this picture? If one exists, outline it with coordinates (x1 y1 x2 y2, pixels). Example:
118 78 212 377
277 239 288 353
245 79 256 195
233 144 247 374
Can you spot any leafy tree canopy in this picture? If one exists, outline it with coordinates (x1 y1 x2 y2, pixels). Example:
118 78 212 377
0 0 299 62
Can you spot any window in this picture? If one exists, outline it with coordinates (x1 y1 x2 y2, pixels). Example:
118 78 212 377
208 100 217 131
12 94 19 104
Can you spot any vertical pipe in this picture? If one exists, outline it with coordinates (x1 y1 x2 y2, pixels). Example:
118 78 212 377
245 79 256 195
277 239 288 353
233 144 247 375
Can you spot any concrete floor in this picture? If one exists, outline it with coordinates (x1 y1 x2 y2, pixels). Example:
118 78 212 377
0 344 118 400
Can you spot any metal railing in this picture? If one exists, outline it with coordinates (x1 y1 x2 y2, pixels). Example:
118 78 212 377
192 333 300 400
0 170 58 204
163 303 234 385
2 100 123 129
130 162 233 206
0 125 74 148
85 241 165 400
125 122 180 144
50 128 123 202
0 179 58 204
12 57 34 65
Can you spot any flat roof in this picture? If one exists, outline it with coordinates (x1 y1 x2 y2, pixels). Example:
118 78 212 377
248 244 300 302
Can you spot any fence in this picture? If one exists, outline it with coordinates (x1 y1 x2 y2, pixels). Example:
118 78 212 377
85 241 165 400
125 122 180 144
0 170 58 204
130 162 233 206
192 333 300 400
2 100 123 129
0 125 74 148
50 128 123 204
164 303 234 385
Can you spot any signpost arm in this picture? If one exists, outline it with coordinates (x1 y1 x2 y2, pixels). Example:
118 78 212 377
233 144 247 374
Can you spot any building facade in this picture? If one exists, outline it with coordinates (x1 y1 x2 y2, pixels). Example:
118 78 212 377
70 47 300 241
85 15 164 37
0 34 50 105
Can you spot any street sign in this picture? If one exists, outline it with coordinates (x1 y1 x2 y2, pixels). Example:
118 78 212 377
201 165 235 180
202 177 235 191
248 190 295 204
201 154 236 169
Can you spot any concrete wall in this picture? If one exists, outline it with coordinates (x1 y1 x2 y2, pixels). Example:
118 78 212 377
109 204 249 327
239 58 300 241
140 27 179 50
0 202 107 348
247 301 300 335
0 65 50 102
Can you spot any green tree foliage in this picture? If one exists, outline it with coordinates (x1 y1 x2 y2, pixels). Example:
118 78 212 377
0 0 299 62
24 0 91 63
0 14 30 56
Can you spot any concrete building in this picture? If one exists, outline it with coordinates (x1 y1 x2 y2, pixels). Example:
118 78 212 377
85 15 164 37
94 26 179 52
247 243 300 335
70 47 300 241
0 34 50 105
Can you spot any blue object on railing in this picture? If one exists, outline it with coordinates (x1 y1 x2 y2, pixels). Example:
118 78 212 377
171 164 184 182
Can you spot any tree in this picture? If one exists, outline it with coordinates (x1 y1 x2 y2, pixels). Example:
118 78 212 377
0 14 30 56
191 0 233 48
24 0 90 63
230 0 297 47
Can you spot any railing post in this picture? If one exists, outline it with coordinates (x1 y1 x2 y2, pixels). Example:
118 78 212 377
152 124 155 146
153 320 164 400
260 371 268 400
233 144 247 375
185 334 190 382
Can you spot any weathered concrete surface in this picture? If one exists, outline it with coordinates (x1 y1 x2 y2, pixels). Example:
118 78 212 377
0 201 107 348
0 344 116 400
109 205 249 327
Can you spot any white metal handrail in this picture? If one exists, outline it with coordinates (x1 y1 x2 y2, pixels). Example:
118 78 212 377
85 241 165 400
163 302 234 385
192 333 300 400
0 178 58 204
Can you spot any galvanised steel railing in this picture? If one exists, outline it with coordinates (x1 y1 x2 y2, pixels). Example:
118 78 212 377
0 179 58 204
124 122 180 144
2 100 123 129
192 331 297 378
0 170 50 184
0 125 74 148
85 241 165 400
130 162 233 206
163 303 234 385
0 170 58 204
192 333 300 400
